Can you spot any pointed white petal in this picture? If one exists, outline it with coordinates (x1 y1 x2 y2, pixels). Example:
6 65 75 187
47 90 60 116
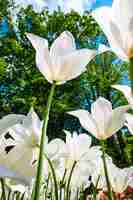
68 110 98 138
91 97 112 139
107 105 130 138
26 33 53 82
26 33 48 51
112 85 133 105
50 31 76 62
109 21 128 60
92 7 127 61
55 49 96 83
112 0 133 33
125 113 133 135
23 107 42 144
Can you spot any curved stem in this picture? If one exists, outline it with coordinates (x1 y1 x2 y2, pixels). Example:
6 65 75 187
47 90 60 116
92 175 100 200
101 141 113 200
65 161 77 200
32 82 56 200
45 154 58 200
0 178 6 200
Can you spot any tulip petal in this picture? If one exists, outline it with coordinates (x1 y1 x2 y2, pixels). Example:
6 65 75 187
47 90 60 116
125 113 133 135
107 105 130 137
54 49 96 83
112 85 133 105
91 97 112 139
112 0 133 33
72 134 92 160
46 138 65 159
0 142 35 184
23 107 42 143
0 114 26 136
50 31 76 62
92 7 127 61
68 110 98 137
9 124 29 141
26 33 53 82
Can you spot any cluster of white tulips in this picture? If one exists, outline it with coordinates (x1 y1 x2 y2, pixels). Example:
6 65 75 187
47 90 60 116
0 0 133 199
0 102 133 200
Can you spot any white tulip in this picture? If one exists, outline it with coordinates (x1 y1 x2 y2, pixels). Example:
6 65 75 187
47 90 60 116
92 157 133 193
58 131 102 189
109 165 133 193
68 97 130 139
26 31 96 84
91 155 113 190
0 108 42 184
0 108 67 184
61 131 100 168
112 85 133 106
92 0 133 61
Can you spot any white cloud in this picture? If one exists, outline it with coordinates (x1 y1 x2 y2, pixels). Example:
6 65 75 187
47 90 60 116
14 0 96 14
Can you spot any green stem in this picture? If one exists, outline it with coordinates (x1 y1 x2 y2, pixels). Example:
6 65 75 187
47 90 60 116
45 174 50 200
7 190 11 200
32 82 56 200
101 141 113 200
60 169 67 186
92 175 100 200
65 161 77 200
45 154 58 200
0 178 6 200
20 193 25 200
129 58 133 94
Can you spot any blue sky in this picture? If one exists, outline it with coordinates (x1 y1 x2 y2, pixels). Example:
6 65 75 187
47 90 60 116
92 0 112 9
15 0 113 13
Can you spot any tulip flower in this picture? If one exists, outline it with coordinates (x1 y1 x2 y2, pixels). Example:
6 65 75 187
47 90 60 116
109 165 133 194
26 31 97 200
68 97 130 200
0 108 42 184
56 131 102 200
26 31 96 84
92 157 133 193
92 0 133 61
61 131 101 169
92 155 113 191
112 85 133 106
91 0 133 91
0 108 67 185
68 97 130 140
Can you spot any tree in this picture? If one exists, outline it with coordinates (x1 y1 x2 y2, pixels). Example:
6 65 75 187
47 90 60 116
0 3 132 165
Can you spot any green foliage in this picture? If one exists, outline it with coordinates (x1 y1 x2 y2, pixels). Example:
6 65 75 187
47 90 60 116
0 57 7 79
0 0 12 17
